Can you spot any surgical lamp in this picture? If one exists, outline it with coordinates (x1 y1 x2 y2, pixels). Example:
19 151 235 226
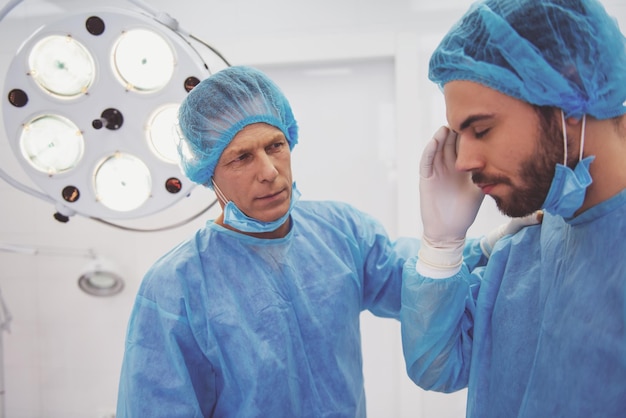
78 257 125 297
0 243 124 297
0 0 227 224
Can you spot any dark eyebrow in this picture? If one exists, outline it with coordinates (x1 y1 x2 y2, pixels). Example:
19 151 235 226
459 114 495 131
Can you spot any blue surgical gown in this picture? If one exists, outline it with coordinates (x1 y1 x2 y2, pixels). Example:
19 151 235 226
117 200 420 418
401 189 626 417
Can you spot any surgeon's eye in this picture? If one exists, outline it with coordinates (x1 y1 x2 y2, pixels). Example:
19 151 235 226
267 141 286 153
232 152 251 163
474 128 490 139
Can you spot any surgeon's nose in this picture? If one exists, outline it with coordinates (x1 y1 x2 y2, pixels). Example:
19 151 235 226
256 154 279 182
455 136 485 173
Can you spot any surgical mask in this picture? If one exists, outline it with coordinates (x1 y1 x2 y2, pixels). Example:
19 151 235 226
541 112 594 218
214 181 301 233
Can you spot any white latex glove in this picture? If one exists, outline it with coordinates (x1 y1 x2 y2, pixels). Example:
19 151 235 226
417 126 485 277
480 210 543 257
420 126 485 242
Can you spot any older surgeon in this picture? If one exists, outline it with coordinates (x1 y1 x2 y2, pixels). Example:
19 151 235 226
113 65 427 417
401 0 626 417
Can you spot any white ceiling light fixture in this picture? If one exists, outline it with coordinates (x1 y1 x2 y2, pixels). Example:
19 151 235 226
0 0 228 225
0 243 124 297
78 256 125 297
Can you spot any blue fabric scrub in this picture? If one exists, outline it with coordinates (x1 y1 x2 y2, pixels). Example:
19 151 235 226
401 190 626 417
117 200 420 418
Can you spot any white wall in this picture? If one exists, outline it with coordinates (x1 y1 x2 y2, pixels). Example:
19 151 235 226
0 0 624 417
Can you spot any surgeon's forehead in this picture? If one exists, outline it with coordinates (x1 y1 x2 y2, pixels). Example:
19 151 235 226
222 123 285 155
443 81 523 128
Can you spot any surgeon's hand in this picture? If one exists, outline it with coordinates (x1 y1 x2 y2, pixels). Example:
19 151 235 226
417 126 484 277
420 126 484 244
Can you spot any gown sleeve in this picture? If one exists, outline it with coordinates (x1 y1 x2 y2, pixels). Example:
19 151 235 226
347 206 421 319
116 276 216 417
400 237 485 392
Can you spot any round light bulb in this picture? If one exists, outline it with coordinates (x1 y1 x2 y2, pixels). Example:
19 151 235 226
94 153 152 212
112 28 175 92
28 35 95 98
20 114 84 174
147 104 180 163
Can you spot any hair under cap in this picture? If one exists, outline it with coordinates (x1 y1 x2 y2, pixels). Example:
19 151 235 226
429 0 626 119
177 66 299 187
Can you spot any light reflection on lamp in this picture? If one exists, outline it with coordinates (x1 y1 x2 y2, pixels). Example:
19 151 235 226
0 0 228 224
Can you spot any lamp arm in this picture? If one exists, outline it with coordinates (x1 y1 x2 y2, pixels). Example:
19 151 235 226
0 289 12 334
124 0 231 68
0 167 56 205
0 242 97 259
189 33 232 67
126 0 182 33
0 0 22 22
126 0 159 17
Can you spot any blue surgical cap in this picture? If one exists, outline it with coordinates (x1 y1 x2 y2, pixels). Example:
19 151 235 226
177 66 299 186
429 0 626 119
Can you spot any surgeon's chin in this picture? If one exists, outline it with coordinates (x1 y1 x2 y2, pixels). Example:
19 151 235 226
256 203 290 223
494 195 542 218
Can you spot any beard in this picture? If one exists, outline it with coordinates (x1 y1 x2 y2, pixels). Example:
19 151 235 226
473 108 569 218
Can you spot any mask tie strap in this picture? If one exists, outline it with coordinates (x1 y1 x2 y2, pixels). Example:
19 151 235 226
211 178 229 205
560 110 568 166
579 114 587 162
561 111 588 165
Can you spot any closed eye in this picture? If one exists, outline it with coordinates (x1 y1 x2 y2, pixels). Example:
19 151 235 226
232 152 251 163
475 128 490 139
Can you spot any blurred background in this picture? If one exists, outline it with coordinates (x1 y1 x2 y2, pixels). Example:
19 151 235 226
0 0 624 417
